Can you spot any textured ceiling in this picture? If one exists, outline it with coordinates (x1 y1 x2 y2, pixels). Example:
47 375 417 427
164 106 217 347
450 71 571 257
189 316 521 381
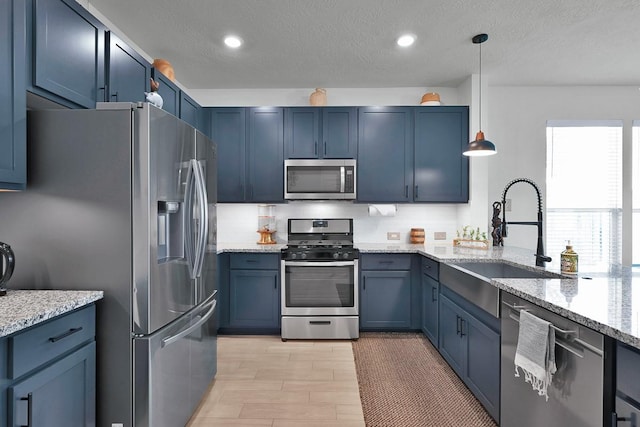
86 0 640 90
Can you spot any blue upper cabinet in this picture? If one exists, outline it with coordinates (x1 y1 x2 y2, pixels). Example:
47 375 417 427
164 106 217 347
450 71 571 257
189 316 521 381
0 0 27 190
211 108 247 203
285 107 357 159
29 0 106 108
209 107 284 203
323 107 357 158
357 107 413 202
106 32 150 103
284 107 320 158
247 107 284 203
151 68 179 117
179 91 201 129
414 107 469 203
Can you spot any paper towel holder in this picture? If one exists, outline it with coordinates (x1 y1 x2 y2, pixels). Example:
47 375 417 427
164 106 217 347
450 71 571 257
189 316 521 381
367 204 397 217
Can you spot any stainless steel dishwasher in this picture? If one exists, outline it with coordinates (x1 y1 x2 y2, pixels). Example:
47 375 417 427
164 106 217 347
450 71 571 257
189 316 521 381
501 292 604 427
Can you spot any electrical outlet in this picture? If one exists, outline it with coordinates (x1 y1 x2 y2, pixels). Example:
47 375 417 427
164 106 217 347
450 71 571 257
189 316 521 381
505 198 512 212
387 232 400 240
434 231 447 240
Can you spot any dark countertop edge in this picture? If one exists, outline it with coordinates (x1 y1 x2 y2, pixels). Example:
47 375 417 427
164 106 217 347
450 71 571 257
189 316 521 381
0 291 104 338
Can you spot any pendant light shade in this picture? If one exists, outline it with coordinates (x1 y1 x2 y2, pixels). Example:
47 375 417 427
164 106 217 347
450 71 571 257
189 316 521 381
463 33 497 157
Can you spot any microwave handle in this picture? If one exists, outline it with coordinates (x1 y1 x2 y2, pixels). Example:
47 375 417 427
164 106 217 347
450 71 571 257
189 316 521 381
340 166 345 193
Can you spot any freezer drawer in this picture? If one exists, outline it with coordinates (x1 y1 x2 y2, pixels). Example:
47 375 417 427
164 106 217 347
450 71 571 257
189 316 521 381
134 295 217 427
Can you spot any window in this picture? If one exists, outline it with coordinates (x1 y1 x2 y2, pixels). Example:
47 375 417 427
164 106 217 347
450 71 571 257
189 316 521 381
546 121 622 272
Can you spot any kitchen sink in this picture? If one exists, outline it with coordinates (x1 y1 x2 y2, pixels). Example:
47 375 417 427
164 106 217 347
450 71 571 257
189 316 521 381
439 261 561 318
453 261 562 279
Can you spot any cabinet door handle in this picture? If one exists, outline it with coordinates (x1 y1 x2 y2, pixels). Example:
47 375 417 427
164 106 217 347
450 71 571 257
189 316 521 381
378 260 394 265
405 185 409 198
20 393 32 427
323 141 327 156
110 92 118 101
460 318 466 337
245 259 258 263
49 327 83 343
456 316 460 335
415 185 419 199
363 277 365 290
309 320 331 325
98 86 107 102
431 286 437 302
314 141 318 155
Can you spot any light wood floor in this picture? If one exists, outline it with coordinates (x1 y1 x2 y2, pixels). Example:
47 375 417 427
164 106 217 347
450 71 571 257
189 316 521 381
187 335 365 427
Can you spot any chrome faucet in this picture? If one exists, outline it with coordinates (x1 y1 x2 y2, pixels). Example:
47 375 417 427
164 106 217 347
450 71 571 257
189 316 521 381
499 178 552 267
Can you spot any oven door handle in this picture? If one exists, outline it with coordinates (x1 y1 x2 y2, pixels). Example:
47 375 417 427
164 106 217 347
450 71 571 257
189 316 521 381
283 260 356 267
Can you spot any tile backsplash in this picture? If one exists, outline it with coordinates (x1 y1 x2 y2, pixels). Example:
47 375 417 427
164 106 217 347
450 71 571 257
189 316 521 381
217 203 459 244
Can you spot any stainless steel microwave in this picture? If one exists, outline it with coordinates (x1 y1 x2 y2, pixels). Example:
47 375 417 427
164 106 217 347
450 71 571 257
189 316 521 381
284 159 356 200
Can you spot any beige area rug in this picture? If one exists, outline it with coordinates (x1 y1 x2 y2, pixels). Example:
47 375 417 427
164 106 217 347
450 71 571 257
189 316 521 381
352 332 497 427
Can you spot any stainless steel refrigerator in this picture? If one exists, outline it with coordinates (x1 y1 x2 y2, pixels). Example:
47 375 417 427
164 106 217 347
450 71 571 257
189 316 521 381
0 102 217 427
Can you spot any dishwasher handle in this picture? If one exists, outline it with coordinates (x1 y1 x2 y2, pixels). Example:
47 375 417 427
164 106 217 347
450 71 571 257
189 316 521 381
503 300 604 358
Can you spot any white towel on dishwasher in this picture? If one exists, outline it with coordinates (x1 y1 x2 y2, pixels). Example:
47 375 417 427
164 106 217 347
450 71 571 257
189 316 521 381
514 310 557 401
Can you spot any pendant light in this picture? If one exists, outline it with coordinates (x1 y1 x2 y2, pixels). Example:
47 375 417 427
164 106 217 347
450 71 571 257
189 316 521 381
463 33 497 157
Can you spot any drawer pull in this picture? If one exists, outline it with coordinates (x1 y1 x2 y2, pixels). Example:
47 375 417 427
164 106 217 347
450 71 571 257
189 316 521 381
309 320 331 325
20 393 32 427
48 327 83 343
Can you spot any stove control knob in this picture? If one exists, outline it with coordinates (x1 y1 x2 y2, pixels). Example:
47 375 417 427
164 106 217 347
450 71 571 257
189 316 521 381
301 253 307 260
343 252 350 259
290 253 297 260
333 252 340 260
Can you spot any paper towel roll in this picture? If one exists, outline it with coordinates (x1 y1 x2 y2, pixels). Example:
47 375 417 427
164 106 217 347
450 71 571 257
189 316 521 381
368 204 397 217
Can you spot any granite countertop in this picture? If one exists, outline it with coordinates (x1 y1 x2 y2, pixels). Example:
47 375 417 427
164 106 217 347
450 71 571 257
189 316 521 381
219 241 640 349
0 290 104 337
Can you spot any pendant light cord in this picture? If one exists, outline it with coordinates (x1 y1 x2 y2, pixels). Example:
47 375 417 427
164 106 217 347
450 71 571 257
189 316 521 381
479 39 482 132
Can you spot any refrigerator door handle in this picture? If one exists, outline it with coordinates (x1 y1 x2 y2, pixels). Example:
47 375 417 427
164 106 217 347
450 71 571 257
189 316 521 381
183 160 197 279
161 298 217 348
193 160 209 279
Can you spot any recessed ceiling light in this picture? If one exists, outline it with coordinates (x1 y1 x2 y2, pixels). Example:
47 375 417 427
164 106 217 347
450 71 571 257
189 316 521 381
397 34 416 47
224 35 243 48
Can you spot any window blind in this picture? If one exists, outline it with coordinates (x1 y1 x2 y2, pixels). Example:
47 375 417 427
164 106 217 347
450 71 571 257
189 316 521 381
546 122 622 270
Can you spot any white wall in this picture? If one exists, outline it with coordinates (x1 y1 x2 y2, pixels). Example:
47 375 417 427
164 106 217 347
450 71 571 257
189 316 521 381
190 87 461 107
487 85 639 264
217 203 459 244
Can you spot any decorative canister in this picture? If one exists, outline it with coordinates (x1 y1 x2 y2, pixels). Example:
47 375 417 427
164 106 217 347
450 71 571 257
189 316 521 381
257 204 277 244
153 59 176 82
410 228 425 244
560 241 578 275
309 88 327 106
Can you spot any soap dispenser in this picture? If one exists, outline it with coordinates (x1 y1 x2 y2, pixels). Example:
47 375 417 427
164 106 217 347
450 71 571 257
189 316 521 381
560 241 578 275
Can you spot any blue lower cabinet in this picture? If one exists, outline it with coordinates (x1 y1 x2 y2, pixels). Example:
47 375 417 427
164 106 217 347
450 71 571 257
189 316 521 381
0 305 97 426
439 291 499 421
421 273 439 346
9 342 96 427
438 295 466 375
465 311 500 419
229 269 280 329
360 270 411 330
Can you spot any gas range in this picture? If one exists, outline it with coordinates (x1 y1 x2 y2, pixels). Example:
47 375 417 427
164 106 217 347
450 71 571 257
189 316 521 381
280 218 359 340
281 218 359 261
